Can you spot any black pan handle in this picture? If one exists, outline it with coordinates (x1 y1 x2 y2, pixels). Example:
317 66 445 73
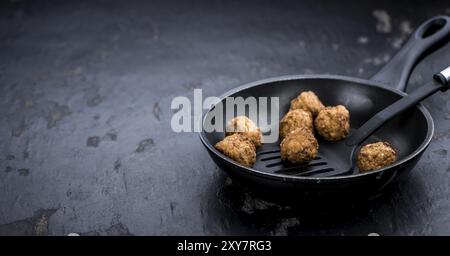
347 66 450 146
370 15 450 92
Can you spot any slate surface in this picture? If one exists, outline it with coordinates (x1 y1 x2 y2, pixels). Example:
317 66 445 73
0 0 449 235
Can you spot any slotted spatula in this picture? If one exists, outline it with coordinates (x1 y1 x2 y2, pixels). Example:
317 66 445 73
255 67 450 177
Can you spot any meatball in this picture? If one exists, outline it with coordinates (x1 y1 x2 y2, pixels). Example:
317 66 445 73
226 116 262 148
215 133 256 167
314 105 350 141
280 127 318 164
357 141 397 172
279 109 314 140
290 91 325 117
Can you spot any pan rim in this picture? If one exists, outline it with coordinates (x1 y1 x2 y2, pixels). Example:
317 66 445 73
199 74 434 182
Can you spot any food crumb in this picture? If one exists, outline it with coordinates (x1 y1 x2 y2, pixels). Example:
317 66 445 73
357 36 369 44
373 9 392 33
86 136 100 147
18 168 29 176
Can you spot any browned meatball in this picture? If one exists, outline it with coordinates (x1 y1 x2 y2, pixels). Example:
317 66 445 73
279 109 314 140
215 133 256 167
314 105 350 141
357 141 397 172
280 127 318 164
226 116 262 148
290 91 325 117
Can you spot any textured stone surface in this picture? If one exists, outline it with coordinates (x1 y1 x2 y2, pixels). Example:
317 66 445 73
0 0 449 235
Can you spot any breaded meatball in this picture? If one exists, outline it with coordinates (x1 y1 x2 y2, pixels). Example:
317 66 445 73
357 141 397 172
314 105 350 141
290 91 325 117
279 109 314 140
226 116 262 148
280 127 318 164
215 134 256 167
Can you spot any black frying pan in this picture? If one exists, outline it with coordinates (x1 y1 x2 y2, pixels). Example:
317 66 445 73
200 16 450 199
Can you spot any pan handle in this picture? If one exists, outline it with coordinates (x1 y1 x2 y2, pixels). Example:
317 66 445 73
370 15 450 92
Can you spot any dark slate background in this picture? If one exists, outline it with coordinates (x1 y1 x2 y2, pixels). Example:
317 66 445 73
0 0 449 235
